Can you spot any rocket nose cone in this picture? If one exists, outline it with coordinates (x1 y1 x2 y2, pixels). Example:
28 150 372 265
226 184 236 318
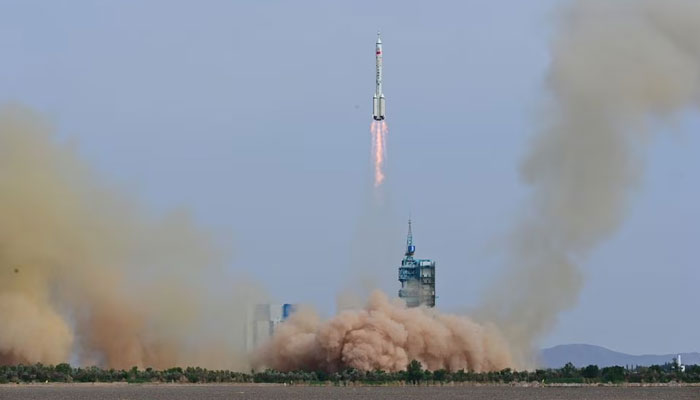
376 32 382 44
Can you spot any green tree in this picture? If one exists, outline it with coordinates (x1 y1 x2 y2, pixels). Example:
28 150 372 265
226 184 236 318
433 369 447 382
55 363 71 375
582 364 599 379
406 360 424 384
601 366 625 383
561 362 578 378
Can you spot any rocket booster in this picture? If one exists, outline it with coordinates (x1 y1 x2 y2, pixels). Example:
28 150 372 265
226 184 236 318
373 33 386 121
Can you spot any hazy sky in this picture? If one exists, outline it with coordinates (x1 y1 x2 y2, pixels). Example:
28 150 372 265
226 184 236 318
1 0 698 355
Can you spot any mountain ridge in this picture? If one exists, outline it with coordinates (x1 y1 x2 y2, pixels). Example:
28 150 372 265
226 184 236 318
539 344 700 368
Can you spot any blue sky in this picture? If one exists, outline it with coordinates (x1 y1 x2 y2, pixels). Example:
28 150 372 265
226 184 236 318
1 0 698 355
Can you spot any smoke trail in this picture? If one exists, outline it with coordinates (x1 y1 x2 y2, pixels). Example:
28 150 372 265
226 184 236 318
254 290 513 372
370 120 388 187
338 119 398 315
481 0 700 366
0 106 268 369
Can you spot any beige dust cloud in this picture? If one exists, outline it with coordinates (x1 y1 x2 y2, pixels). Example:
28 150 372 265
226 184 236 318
254 291 513 372
0 106 267 369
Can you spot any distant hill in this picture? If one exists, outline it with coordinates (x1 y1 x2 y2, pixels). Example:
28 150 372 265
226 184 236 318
540 344 700 368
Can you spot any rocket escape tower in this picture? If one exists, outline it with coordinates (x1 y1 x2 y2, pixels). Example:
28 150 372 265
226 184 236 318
398 219 436 307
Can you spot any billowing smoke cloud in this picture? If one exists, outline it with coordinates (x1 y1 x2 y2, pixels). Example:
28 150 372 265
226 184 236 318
481 0 700 366
254 291 513 372
0 106 267 369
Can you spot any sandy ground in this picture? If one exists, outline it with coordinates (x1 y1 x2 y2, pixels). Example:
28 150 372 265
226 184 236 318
1 384 699 400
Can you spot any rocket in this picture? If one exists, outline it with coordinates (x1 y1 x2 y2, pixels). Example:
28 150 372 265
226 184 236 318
372 32 386 121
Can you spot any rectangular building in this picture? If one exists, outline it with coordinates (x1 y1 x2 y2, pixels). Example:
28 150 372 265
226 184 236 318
245 303 297 352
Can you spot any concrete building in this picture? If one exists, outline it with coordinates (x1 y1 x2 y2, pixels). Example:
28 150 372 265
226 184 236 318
245 303 296 352
398 219 436 307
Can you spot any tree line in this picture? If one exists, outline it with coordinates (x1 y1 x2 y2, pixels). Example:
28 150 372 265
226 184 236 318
1 360 698 385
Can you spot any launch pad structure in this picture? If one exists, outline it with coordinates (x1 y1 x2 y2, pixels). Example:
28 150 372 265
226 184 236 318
398 220 436 307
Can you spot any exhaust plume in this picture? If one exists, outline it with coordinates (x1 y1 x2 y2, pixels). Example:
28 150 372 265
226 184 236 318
254 290 513 372
481 0 700 366
0 106 267 369
370 120 388 187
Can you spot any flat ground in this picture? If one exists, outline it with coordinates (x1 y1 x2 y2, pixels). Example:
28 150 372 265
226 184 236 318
1 384 699 400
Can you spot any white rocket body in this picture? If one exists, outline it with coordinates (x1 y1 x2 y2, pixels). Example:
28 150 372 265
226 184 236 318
372 33 386 121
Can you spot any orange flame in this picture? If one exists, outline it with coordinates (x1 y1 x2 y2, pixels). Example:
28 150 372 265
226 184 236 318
370 120 388 187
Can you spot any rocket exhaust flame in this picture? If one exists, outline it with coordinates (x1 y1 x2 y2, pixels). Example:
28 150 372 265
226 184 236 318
371 120 388 187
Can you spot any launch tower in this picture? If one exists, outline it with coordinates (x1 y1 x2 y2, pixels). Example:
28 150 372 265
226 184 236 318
398 219 436 307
